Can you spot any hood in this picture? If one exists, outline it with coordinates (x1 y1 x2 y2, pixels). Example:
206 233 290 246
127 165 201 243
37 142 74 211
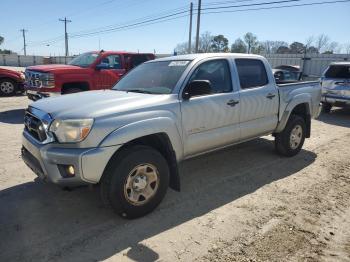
26 64 83 73
30 90 171 119
0 67 22 76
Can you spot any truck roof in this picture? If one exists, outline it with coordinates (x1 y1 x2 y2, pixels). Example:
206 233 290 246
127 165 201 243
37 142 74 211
154 53 265 62
329 61 350 65
88 50 154 56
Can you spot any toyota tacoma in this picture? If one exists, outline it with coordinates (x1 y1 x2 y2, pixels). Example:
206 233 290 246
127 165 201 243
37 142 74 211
22 53 321 218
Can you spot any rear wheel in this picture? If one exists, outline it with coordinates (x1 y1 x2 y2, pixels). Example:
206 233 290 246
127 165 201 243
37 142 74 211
100 145 170 219
275 115 306 157
0 79 17 96
322 102 332 113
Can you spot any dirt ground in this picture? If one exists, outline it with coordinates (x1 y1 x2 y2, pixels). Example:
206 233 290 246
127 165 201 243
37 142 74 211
0 95 349 262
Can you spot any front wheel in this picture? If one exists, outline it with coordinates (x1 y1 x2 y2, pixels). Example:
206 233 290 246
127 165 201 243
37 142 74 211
0 79 17 96
100 145 170 219
275 115 306 157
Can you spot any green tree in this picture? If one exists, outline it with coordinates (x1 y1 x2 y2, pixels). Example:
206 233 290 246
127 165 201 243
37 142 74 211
0 36 4 45
251 42 265 54
243 32 258 54
231 38 247 53
211 34 229 52
276 46 290 54
289 42 305 54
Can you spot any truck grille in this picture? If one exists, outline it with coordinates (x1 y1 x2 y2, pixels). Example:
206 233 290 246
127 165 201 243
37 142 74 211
24 112 47 142
25 70 43 88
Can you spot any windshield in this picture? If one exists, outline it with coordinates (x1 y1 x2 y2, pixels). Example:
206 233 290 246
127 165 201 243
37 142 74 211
68 52 99 68
325 65 350 79
113 60 190 94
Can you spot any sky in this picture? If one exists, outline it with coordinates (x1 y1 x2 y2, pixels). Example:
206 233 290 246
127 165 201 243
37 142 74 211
0 0 349 56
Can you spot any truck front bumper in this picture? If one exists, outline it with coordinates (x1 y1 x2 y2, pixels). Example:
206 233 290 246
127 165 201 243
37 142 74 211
322 94 350 107
22 130 121 186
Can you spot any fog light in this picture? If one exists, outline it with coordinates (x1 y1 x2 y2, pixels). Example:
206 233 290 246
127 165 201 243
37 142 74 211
67 165 75 176
58 164 76 178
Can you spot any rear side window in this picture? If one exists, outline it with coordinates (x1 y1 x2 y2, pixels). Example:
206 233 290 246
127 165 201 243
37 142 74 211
235 59 268 89
131 55 152 68
324 65 350 78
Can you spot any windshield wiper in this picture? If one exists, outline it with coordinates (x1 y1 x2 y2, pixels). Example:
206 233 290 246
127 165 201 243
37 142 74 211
126 89 154 94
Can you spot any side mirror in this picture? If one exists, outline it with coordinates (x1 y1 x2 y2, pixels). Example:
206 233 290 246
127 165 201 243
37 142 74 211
95 63 110 70
183 80 212 100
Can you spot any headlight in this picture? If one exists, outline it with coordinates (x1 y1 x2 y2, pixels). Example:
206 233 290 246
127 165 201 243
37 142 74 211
20 72 25 80
41 73 55 88
49 119 93 143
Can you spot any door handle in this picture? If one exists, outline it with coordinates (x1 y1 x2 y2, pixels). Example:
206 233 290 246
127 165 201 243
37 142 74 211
266 93 276 99
227 100 239 107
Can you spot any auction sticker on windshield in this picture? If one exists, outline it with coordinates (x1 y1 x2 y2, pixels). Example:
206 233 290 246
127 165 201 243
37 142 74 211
168 61 190 67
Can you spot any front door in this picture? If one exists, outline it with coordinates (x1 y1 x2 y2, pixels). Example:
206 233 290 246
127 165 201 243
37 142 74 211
181 59 241 157
94 54 125 90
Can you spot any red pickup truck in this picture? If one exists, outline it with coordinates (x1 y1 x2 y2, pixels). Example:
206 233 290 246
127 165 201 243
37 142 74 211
0 67 25 96
25 51 155 100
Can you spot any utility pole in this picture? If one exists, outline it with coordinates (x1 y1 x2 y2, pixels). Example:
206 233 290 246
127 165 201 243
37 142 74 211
59 17 72 56
188 2 193 53
195 0 201 53
20 29 27 56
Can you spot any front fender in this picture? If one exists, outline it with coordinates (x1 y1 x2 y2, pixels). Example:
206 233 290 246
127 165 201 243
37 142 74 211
99 117 184 161
276 94 312 133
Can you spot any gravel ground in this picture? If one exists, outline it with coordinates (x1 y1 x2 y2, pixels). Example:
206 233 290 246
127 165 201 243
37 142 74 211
0 95 349 262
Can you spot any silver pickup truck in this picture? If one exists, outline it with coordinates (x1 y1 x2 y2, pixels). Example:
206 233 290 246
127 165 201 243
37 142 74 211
22 53 321 218
321 62 350 112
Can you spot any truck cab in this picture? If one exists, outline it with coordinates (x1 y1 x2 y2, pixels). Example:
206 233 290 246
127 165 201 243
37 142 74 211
25 51 155 100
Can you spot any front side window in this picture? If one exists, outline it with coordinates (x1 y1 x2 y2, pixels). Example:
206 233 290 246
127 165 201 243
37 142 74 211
189 59 232 94
100 55 122 69
235 59 268 89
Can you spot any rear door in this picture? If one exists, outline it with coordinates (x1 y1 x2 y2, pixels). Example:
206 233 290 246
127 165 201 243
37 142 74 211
94 54 126 90
235 58 279 140
181 58 241 157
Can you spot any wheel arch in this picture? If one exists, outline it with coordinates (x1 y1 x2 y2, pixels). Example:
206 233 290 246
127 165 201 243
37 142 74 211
101 132 181 191
276 99 312 138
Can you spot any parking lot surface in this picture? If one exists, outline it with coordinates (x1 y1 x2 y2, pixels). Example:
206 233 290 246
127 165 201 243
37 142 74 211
0 95 349 262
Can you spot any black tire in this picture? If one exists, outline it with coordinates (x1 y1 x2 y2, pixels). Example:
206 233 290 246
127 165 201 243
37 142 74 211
62 87 82 94
0 78 17 96
275 115 306 157
322 102 332 113
100 145 170 219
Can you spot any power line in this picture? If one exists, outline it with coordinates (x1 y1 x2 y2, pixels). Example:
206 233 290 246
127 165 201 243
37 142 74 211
26 4 189 47
69 6 189 37
201 0 350 14
69 9 189 38
23 0 350 48
70 13 190 40
201 0 300 11
201 0 257 6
